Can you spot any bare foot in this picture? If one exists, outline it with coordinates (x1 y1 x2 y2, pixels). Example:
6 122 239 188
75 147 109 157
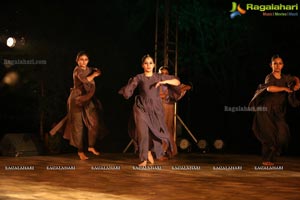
162 140 168 152
262 161 274 166
88 147 100 156
78 152 89 160
148 151 154 164
138 161 147 167
157 156 168 161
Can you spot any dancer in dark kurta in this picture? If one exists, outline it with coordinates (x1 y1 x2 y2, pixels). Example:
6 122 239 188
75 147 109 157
64 51 107 160
249 55 300 166
119 54 180 166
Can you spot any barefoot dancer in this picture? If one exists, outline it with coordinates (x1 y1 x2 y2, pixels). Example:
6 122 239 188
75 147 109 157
249 54 300 166
119 54 180 166
63 51 107 160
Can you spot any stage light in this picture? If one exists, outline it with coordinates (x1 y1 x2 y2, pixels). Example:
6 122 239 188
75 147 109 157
3 71 19 86
197 139 207 149
6 37 16 48
213 139 224 150
177 138 190 150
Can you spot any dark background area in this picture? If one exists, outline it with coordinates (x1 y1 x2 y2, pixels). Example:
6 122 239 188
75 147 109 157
0 0 299 155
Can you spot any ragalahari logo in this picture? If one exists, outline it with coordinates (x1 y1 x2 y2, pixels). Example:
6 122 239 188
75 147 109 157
230 2 246 19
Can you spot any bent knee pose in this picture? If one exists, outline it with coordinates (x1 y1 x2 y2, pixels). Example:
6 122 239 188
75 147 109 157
249 54 300 166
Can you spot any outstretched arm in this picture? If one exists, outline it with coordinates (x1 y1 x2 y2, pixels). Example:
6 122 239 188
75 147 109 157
87 69 101 82
267 76 300 93
76 68 101 83
155 78 180 88
118 76 139 99
267 86 292 93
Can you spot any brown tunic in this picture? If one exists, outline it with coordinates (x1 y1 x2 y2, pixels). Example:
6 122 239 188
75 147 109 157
63 66 107 150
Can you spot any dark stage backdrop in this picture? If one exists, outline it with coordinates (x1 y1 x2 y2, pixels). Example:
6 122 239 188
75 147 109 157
0 0 299 155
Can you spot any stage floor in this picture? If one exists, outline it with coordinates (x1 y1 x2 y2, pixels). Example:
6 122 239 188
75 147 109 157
0 153 300 200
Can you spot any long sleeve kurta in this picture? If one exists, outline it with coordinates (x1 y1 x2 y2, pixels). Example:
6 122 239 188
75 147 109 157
119 73 178 160
63 66 107 150
249 73 295 162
